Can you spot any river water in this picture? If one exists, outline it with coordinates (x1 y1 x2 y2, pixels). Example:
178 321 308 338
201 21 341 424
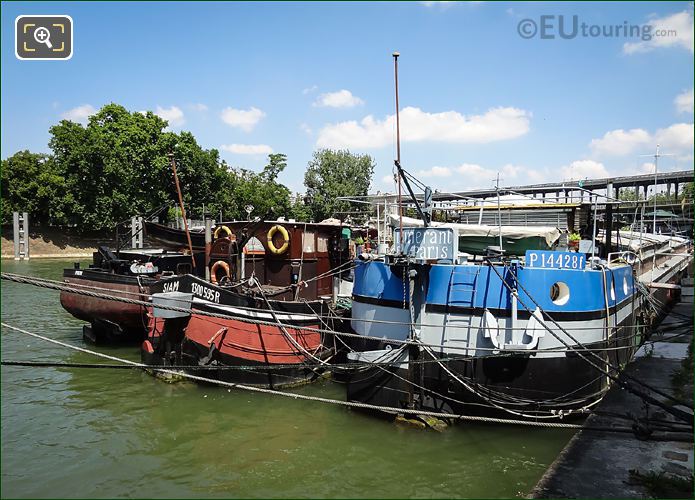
1 259 574 498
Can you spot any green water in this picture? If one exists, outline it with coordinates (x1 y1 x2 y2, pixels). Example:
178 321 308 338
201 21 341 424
1 260 573 498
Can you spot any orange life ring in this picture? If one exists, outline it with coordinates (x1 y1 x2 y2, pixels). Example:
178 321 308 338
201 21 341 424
210 260 230 284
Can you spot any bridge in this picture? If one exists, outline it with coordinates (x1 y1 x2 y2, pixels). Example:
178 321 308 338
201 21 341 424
430 170 694 202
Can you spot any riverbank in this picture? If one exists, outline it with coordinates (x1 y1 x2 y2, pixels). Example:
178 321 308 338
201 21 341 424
1 227 108 259
529 278 694 499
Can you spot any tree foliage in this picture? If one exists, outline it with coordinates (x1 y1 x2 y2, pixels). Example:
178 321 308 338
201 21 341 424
2 106 383 231
618 188 642 202
225 154 292 220
2 103 300 231
46 104 231 230
304 149 375 222
1 151 72 225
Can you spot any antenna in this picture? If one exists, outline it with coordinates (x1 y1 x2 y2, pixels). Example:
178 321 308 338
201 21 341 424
639 144 674 235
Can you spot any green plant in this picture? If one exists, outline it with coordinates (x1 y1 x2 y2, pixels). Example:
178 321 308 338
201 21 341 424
628 469 693 498
568 232 581 242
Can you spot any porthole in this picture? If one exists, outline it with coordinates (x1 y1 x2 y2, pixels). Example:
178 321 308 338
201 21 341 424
623 277 629 295
610 283 616 301
550 282 570 306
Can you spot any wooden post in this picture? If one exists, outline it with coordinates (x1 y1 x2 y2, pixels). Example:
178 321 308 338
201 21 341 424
168 153 196 269
204 218 212 282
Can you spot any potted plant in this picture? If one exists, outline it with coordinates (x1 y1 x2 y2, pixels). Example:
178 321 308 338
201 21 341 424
568 232 580 250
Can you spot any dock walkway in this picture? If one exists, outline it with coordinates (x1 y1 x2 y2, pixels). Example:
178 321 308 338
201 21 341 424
530 279 693 499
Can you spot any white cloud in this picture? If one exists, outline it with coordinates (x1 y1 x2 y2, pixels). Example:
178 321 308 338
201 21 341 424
589 128 651 156
220 106 266 131
455 163 543 184
561 160 609 181
316 106 531 149
455 163 492 178
220 144 273 155
420 1 476 8
300 123 313 136
413 162 544 190
417 166 453 177
655 123 695 150
675 89 694 114
589 123 694 156
155 105 185 127
623 11 694 54
302 85 318 95
641 162 656 174
313 90 364 108
420 1 455 7
190 103 208 112
61 104 96 124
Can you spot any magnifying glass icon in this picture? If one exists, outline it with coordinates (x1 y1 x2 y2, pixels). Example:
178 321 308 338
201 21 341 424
34 27 53 49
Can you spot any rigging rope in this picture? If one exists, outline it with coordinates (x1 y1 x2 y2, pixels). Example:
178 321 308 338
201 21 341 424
484 259 694 425
5 320 687 437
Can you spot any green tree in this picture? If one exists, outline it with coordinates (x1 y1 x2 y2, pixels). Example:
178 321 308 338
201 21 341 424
227 154 291 220
0 151 72 225
3 104 296 231
48 103 226 231
618 187 643 202
289 193 312 221
304 149 375 222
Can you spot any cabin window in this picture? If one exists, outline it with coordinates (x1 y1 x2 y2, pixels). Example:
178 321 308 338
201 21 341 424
302 231 316 253
244 236 265 255
317 235 329 253
623 277 629 295
550 282 570 306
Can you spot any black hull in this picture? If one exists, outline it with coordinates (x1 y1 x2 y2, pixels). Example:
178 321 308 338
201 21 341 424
346 314 643 419
151 274 341 318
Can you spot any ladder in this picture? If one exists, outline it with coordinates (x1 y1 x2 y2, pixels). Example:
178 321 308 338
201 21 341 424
447 266 480 307
440 266 481 351
131 216 144 249
13 212 29 260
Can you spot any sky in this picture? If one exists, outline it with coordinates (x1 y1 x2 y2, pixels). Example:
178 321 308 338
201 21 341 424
2 1 693 196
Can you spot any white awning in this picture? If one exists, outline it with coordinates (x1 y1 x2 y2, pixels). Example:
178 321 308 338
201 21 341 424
387 215 561 247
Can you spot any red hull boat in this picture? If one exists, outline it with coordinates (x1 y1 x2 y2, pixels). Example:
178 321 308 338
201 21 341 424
142 220 351 388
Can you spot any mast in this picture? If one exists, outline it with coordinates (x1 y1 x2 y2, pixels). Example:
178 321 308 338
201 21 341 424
391 52 429 235
168 152 196 269
496 172 503 251
393 52 403 238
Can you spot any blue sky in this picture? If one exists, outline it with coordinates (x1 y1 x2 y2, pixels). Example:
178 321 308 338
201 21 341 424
2 1 693 195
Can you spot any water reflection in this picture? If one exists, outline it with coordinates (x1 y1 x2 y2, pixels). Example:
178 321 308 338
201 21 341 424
2 260 573 498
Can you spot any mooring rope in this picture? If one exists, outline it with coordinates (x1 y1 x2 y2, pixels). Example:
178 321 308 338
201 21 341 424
0 272 653 355
485 260 694 424
1 321 592 429
8 271 652 332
